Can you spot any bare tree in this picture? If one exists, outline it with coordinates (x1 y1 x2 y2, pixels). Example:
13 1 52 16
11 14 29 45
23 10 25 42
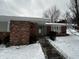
43 6 60 23
69 0 79 25
63 11 73 24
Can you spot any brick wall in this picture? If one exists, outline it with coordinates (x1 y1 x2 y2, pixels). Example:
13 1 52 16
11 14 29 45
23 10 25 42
47 25 67 36
57 25 67 36
47 25 51 33
10 21 31 45
10 21 38 45
30 23 38 36
30 23 38 43
0 32 10 44
61 26 66 34
0 32 9 39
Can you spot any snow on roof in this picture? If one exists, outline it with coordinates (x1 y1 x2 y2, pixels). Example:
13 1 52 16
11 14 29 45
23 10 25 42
45 23 77 26
45 23 66 26
0 43 45 59
0 15 49 25
0 15 49 21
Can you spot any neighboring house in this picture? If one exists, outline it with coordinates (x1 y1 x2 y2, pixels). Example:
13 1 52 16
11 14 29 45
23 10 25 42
45 23 67 36
0 16 48 45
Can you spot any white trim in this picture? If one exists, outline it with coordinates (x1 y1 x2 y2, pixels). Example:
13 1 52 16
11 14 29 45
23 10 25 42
45 23 66 26
7 21 10 32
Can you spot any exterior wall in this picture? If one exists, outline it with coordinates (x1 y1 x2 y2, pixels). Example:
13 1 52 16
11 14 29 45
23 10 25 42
0 22 10 43
38 25 47 36
51 25 61 33
30 23 38 36
10 21 31 45
47 25 51 33
10 21 38 45
43 25 47 35
30 23 38 43
47 25 67 36
0 22 8 32
57 25 67 36
0 32 10 43
61 26 66 34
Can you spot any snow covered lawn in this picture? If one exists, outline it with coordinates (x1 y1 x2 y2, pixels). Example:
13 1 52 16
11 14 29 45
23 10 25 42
0 43 45 59
47 29 79 59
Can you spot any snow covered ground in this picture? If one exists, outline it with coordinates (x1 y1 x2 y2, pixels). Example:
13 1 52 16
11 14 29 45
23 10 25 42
68 28 79 36
0 43 45 59
48 29 79 59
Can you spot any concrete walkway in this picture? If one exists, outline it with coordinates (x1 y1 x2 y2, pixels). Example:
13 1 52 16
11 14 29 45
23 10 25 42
39 37 65 59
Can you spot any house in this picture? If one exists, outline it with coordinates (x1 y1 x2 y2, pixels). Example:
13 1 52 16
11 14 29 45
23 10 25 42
0 16 49 45
45 23 67 36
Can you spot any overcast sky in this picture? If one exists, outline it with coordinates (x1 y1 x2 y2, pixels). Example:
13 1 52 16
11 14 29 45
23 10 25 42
0 0 70 18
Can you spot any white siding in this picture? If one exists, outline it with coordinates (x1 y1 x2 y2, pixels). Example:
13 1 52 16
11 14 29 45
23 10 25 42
51 25 61 33
58 25 61 33
0 22 8 32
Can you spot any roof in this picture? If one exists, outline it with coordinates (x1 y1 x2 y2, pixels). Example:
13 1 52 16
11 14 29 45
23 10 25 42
45 23 77 26
45 23 67 26
0 15 49 25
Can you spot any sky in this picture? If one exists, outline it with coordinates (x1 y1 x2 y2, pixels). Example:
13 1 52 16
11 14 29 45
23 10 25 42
0 0 70 18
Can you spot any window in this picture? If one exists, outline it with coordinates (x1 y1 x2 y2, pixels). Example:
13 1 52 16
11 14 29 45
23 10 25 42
0 21 9 32
58 25 61 33
39 28 42 34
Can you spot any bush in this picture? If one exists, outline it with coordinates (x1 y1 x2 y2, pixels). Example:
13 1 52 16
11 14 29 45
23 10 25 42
29 35 38 44
47 31 56 41
3 35 10 47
